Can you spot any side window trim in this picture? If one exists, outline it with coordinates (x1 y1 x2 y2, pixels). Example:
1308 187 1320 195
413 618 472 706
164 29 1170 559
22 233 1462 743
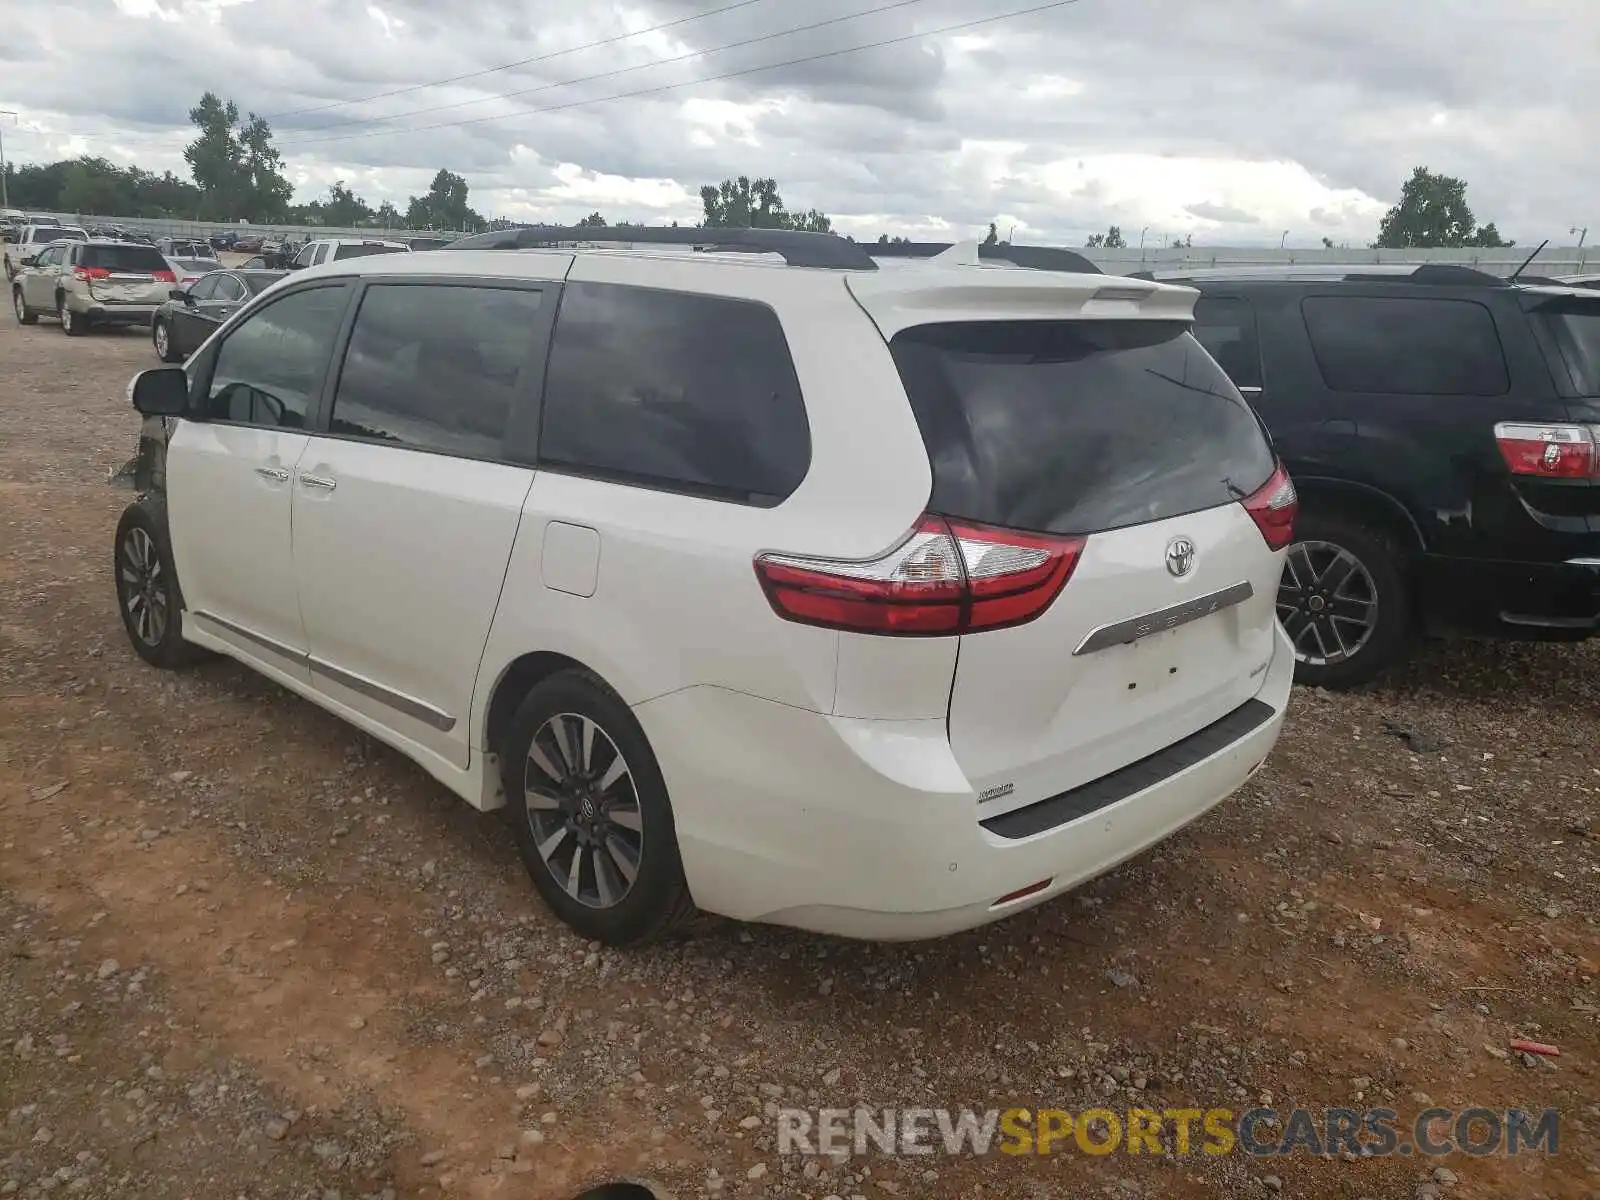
309 275 558 461
188 281 354 427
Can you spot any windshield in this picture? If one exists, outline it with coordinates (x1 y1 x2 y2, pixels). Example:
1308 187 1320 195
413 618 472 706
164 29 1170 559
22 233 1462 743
81 245 172 272
1542 306 1600 395
333 243 406 261
33 227 86 243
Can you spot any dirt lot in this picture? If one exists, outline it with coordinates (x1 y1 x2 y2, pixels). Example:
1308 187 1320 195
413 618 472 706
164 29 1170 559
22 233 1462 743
0 314 1595 1200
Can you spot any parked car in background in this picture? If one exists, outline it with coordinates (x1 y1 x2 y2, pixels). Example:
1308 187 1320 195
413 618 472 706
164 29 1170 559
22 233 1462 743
405 235 456 252
1554 273 1600 292
28 215 60 227
12 238 175 334
165 256 224 289
1159 264 1600 687
4 224 89 279
232 234 264 253
287 238 410 270
210 231 239 251
155 238 217 261
151 268 285 362
237 254 273 270
109 227 1296 944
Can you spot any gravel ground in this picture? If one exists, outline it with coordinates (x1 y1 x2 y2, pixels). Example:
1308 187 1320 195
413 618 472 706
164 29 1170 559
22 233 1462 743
0 315 1595 1200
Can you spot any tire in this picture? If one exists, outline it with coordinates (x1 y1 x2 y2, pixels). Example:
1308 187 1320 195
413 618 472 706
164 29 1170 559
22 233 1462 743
113 497 210 670
152 319 181 363
500 669 695 946
1278 510 1413 689
13 287 37 325
60 299 86 336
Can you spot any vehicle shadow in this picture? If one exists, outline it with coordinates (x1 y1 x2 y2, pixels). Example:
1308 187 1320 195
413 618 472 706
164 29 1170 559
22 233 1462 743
1367 635 1600 713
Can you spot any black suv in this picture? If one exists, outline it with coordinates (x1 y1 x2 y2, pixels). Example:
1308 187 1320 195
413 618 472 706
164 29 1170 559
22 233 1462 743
1160 264 1600 687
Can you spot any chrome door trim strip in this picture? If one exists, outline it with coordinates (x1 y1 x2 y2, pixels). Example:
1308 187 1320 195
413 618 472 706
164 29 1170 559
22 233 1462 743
193 609 306 665
192 610 456 732
1073 580 1256 656
308 656 457 732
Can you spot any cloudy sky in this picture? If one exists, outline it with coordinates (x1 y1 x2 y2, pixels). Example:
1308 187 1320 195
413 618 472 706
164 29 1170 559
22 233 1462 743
2 0 1594 246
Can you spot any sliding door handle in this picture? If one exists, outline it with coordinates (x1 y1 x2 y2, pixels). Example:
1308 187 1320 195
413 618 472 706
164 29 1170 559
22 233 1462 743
299 473 337 491
254 466 291 482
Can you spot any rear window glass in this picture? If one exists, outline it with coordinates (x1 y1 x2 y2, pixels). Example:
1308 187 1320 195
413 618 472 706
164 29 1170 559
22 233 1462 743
890 320 1275 536
539 282 810 505
1540 305 1600 395
1301 296 1508 395
332 243 406 261
82 245 171 273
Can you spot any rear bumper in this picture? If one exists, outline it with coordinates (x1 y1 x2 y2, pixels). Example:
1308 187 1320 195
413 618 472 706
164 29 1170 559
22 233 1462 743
1419 554 1600 639
73 299 161 325
636 624 1294 940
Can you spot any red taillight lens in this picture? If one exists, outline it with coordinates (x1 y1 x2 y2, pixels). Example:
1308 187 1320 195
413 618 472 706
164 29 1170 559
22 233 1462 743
1494 422 1600 480
73 266 110 281
151 269 175 283
1242 464 1297 550
754 516 1084 637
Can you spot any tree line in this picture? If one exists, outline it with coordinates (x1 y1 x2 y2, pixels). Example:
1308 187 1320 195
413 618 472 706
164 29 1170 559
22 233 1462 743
0 91 1518 248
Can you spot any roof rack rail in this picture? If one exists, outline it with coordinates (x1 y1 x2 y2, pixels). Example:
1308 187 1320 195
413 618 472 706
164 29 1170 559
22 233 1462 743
1344 264 1506 287
443 224 876 270
862 241 1102 275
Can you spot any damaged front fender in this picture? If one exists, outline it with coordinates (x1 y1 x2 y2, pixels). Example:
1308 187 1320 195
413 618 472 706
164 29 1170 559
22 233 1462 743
107 414 173 495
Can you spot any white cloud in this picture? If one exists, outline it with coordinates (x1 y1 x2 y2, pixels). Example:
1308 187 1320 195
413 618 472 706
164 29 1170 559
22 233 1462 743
2 0 1595 245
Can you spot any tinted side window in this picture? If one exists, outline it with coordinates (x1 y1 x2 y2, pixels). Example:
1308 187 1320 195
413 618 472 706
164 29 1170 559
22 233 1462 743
540 282 810 504
212 275 245 303
329 283 545 458
1302 296 1508 395
1192 295 1263 390
187 274 219 302
203 285 348 428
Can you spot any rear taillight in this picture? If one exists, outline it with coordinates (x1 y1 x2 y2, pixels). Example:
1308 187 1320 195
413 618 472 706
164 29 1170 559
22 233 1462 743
152 269 175 283
754 516 1084 636
1494 422 1600 480
73 266 110 281
1242 464 1297 550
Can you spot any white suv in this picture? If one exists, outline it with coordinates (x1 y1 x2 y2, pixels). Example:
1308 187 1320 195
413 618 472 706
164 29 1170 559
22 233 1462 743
111 227 1297 945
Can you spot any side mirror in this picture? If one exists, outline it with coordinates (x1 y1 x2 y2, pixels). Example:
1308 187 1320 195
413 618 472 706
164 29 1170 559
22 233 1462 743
128 367 189 417
20 254 38 268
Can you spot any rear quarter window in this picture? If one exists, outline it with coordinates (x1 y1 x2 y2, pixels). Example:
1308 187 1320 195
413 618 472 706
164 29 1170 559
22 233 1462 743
1536 303 1600 395
889 320 1276 536
538 282 811 505
1301 295 1509 395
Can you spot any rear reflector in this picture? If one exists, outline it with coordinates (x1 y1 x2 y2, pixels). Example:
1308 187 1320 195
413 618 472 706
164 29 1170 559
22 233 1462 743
1242 464 1297 550
152 269 175 283
1494 422 1600 480
992 878 1054 908
754 515 1085 636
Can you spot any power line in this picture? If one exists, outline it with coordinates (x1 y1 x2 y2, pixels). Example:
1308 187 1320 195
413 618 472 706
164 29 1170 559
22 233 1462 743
278 0 935 141
281 0 1084 150
264 0 776 120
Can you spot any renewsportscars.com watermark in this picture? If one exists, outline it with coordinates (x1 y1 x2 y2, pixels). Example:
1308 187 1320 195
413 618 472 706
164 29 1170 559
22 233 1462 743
776 1107 1560 1159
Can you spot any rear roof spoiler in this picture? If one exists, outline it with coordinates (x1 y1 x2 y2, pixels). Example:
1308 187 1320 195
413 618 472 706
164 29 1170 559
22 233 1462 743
862 241 1102 275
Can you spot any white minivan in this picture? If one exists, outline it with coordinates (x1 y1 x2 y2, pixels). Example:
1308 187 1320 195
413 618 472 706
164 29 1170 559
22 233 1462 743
111 228 1296 944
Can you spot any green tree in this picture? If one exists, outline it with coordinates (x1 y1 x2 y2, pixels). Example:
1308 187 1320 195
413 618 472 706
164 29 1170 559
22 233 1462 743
321 180 372 227
576 211 607 227
406 169 481 231
182 92 291 221
698 176 831 232
982 223 999 246
374 200 402 228
1321 236 1336 249
3 157 202 218
1085 225 1126 249
1375 166 1511 249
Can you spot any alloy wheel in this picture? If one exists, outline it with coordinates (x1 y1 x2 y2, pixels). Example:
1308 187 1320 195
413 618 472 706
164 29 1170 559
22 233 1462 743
523 713 644 909
154 322 169 359
60 305 73 334
1277 540 1378 666
119 526 169 647
12 290 24 322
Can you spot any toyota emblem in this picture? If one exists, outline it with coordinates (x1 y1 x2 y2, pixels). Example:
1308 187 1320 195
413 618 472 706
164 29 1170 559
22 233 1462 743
1165 536 1196 578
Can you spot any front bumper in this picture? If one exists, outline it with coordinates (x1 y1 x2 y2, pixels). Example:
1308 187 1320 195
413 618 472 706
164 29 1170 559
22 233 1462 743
635 624 1295 940
1419 554 1600 639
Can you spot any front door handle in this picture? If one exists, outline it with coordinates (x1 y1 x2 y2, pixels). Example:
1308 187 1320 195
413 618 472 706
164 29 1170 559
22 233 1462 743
299 473 337 491
254 466 290 482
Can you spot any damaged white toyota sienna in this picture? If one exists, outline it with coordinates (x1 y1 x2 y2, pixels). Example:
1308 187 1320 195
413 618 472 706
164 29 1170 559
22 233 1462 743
110 228 1296 945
